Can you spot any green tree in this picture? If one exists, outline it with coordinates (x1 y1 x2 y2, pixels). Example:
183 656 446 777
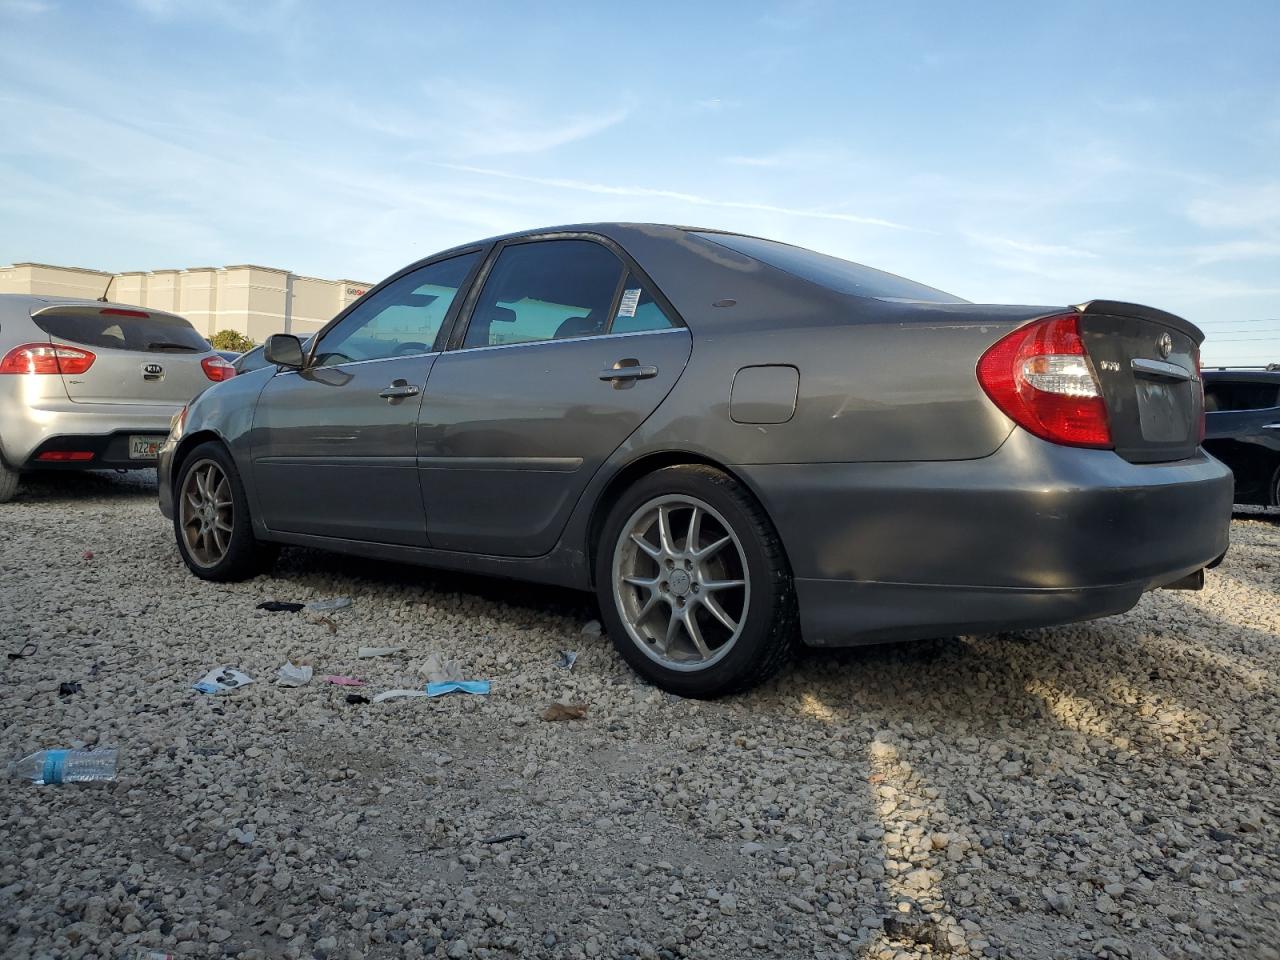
209 329 255 353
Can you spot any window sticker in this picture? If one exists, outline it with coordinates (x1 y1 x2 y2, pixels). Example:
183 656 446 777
617 288 642 319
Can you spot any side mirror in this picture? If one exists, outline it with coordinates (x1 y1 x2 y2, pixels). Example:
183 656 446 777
264 333 305 369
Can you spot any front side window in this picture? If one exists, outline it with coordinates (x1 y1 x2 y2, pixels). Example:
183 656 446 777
463 239 625 348
314 252 479 366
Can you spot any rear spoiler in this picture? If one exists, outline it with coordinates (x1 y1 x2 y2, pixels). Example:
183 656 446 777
30 302 190 323
1073 300 1204 344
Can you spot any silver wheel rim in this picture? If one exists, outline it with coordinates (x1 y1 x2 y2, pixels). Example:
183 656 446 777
179 459 234 568
611 494 750 672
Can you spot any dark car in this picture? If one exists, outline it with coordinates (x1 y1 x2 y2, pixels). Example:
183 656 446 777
1203 368 1280 507
156 223 1232 697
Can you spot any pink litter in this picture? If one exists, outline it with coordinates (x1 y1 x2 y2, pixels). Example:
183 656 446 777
323 675 366 686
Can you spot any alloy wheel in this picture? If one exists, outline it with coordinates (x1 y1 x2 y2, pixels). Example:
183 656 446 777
179 459 234 568
611 494 750 672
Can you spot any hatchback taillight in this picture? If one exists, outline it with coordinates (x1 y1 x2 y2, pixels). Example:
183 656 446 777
0 342 96 376
976 313 1112 448
201 355 235 382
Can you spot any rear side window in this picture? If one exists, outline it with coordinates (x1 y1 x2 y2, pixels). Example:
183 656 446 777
694 232 965 303
610 273 678 334
463 239 625 348
1203 378 1280 411
33 310 210 353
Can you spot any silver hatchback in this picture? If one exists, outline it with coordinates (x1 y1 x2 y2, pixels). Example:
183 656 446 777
0 294 234 502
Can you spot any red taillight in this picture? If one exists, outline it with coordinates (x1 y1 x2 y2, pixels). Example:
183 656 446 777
977 313 1112 448
37 451 95 462
0 342 96 376
201 355 235 382
101 308 149 318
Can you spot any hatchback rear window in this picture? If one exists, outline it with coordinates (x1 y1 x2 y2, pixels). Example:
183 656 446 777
693 232 965 304
32 309 210 353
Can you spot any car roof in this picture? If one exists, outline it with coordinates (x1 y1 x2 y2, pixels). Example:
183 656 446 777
1203 368 1280 382
0 292 194 323
408 223 703 264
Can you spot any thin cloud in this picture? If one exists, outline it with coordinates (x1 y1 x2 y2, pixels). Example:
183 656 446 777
1187 182 1280 230
967 233 1100 260
437 164 916 230
0 0 53 14
371 81 634 158
723 147 849 170
1191 240 1280 265
128 0 299 33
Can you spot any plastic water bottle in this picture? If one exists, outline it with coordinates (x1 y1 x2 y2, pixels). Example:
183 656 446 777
9 748 118 784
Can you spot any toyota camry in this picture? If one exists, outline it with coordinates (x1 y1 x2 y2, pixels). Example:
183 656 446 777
158 224 1232 697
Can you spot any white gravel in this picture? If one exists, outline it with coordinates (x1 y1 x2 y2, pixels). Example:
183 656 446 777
1 471 1278 960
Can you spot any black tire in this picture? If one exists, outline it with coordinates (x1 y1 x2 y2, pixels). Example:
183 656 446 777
1271 462 1280 509
595 464 798 698
173 441 278 582
0 459 18 504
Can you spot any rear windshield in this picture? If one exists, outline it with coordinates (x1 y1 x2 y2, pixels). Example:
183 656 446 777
694 232 965 304
33 310 210 353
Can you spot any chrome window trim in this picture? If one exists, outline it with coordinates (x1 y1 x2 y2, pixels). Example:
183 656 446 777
449 326 686 356
273 350 441 376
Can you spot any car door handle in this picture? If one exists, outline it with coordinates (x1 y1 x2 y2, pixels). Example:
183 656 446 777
599 359 659 382
379 380 421 400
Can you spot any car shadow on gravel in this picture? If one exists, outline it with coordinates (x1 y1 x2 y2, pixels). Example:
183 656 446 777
270 545 598 621
8 468 159 503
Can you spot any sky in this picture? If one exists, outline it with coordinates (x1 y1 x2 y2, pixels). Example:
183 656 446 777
1 0 1278 366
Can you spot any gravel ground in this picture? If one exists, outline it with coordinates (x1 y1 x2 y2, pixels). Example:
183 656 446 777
1 471 1278 960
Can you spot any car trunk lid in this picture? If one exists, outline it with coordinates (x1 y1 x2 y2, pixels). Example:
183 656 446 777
30 303 215 405
1075 300 1204 464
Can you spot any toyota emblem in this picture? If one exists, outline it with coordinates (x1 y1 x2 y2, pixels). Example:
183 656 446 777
1157 332 1172 359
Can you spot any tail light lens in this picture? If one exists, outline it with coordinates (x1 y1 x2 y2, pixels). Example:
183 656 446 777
201 355 235 382
0 342 96 376
977 313 1112 448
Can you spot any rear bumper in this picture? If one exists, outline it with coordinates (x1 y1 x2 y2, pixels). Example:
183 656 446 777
0 395 180 470
21 431 170 470
736 431 1234 646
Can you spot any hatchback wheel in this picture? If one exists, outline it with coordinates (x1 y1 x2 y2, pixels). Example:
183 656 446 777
596 465 798 698
0 460 18 504
174 441 277 581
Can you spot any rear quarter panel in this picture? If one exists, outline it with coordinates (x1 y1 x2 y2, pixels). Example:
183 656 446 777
607 224 1049 464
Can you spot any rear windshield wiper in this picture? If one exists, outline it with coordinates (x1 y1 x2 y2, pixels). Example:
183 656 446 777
147 341 201 353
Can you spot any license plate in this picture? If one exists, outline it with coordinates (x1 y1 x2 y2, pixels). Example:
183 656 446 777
129 436 163 460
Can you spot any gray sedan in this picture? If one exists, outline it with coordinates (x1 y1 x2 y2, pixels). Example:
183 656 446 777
158 224 1232 697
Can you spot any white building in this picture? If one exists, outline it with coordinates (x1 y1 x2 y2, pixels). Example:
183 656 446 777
0 262 374 343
